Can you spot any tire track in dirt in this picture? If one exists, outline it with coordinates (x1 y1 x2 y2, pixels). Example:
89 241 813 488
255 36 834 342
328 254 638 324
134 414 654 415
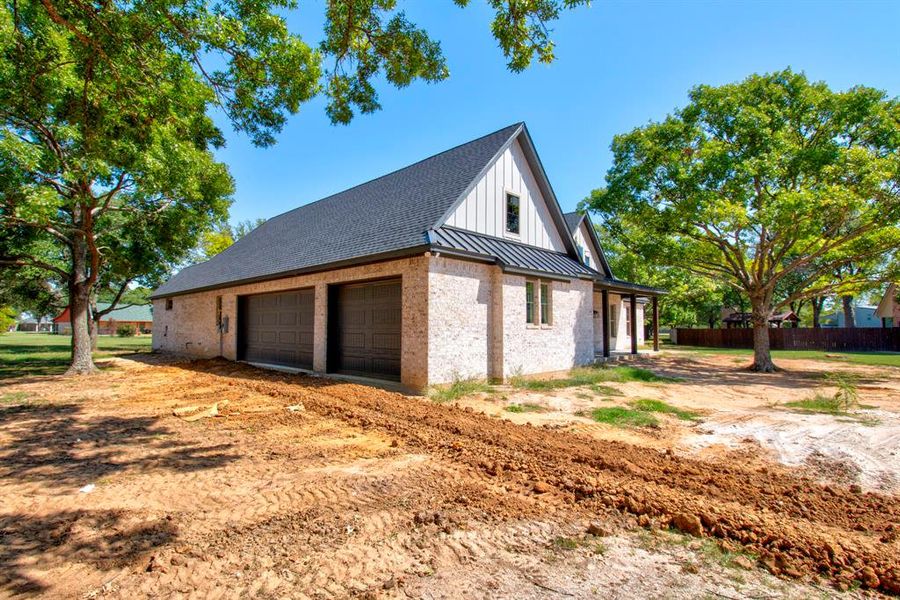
173 360 900 594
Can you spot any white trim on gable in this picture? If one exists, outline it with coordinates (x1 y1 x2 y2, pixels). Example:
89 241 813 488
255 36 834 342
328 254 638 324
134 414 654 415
443 138 567 252
573 220 601 270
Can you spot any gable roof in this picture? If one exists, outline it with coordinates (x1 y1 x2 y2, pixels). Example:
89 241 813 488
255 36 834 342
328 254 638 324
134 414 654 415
563 211 613 279
53 302 153 323
153 124 663 298
154 123 526 298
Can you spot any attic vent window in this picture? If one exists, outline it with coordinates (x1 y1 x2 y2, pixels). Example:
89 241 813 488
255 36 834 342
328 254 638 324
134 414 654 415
506 193 520 235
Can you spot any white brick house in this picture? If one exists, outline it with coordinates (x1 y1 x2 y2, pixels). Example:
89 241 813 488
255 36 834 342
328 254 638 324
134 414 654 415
152 124 662 391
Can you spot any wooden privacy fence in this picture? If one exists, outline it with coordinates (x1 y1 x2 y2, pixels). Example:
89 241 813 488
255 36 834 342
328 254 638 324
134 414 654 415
674 327 900 352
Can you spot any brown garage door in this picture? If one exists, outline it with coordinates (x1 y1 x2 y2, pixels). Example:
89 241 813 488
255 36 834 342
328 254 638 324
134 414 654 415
328 279 401 380
238 289 314 369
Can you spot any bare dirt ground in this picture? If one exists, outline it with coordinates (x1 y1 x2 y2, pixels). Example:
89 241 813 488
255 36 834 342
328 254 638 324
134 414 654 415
461 351 900 494
1 354 898 599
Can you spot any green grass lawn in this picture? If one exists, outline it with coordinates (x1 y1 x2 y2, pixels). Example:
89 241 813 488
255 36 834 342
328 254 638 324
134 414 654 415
0 332 151 379
665 344 900 368
509 365 679 391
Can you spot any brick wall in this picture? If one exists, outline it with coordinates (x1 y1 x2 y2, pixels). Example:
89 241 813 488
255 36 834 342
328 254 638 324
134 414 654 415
153 255 430 390
153 253 599 389
427 257 495 383
500 274 594 378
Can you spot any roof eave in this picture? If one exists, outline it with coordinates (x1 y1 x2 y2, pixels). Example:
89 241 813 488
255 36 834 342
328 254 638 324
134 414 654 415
150 245 431 299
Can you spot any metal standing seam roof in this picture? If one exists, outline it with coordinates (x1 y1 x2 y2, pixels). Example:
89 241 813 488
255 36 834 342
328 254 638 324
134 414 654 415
430 227 598 280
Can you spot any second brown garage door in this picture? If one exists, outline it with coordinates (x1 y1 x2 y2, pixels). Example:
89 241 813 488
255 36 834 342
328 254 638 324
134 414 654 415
328 279 401 380
238 289 314 369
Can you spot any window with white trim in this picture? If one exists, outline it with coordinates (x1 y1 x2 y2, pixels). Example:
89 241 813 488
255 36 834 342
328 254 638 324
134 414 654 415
625 302 632 336
609 304 618 336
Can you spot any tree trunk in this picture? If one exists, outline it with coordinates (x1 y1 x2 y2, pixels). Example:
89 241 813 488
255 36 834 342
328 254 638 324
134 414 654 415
749 298 776 372
90 316 99 350
812 297 823 328
67 235 97 375
842 295 855 328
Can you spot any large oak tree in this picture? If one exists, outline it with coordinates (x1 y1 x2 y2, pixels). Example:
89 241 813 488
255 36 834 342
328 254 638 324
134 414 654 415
590 70 900 371
0 0 587 374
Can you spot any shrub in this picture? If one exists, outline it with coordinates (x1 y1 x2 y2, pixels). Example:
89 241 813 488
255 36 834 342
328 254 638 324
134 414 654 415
116 324 136 337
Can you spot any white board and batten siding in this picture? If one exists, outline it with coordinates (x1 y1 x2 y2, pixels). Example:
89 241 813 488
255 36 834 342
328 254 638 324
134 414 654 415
573 221 600 271
444 139 566 252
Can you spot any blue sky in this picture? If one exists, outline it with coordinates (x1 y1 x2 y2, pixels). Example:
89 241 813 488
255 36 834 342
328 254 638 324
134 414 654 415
215 0 900 225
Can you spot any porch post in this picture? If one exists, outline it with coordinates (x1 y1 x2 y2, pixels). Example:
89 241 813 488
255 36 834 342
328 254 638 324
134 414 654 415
601 289 610 358
652 296 659 352
630 293 638 355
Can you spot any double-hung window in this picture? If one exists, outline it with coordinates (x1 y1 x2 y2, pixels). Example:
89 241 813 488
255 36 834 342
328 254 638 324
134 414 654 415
526 281 536 324
525 279 552 326
540 283 551 325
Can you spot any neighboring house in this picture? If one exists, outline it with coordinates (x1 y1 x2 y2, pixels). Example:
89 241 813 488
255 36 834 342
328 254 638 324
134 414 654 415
151 123 663 391
874 284 899 327
820 305 881 328
15 315 54 332
54 303 153 335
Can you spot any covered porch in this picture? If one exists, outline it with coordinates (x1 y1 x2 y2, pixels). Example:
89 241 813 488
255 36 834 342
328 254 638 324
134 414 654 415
592 280 665 358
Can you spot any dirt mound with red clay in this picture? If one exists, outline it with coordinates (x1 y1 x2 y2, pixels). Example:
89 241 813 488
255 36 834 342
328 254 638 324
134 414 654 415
179 360 900 594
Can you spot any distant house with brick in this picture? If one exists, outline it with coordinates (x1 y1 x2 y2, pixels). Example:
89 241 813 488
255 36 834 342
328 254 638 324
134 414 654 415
54 303 153 335
875 284 899 328
151 123 664 391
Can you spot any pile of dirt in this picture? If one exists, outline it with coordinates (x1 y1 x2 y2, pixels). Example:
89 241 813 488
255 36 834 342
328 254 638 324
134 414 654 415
170 359 900 594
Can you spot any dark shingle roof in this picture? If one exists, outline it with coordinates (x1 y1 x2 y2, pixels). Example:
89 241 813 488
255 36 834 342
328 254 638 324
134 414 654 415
431 227 597 280
153 123 524 297
563 212 583 233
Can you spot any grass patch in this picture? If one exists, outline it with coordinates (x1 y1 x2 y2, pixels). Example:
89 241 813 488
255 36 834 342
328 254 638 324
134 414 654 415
666 345 900 368
584 406 659 428
510 365 678 391
696 539 756 570
630 398 700 421
590 384 624 396
428 378 493 402
784 371 862 415
0 391 31 403
0 333 151 380
583 398 701 428
505 402 545 413
551 536 579 551
784 394 852 415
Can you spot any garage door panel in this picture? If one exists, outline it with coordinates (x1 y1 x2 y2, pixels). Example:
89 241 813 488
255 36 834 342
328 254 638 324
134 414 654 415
372 333 400 351
279 312 297 326
372 308 400 326
239 289 314 369
329 279 401 381
342 332 366 350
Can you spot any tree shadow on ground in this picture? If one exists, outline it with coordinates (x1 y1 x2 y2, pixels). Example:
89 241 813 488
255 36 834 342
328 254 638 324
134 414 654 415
0 402 240 490
0 509 176 595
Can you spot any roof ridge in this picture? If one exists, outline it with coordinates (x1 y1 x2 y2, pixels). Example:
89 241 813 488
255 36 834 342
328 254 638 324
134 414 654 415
267 122 525 224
